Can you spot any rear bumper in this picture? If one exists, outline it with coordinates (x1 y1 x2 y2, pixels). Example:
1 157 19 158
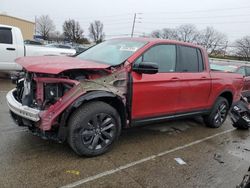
6 89 40 122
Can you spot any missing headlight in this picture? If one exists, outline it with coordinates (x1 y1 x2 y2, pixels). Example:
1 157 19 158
44 83 63 104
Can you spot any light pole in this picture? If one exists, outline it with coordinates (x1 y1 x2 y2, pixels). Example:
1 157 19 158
131 13 136 37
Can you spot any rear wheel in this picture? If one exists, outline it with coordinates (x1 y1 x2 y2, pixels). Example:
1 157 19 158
204 97 229 128
68 101 121 156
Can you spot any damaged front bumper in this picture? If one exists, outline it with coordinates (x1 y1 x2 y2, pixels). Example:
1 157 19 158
6 67 128 133
6 89 40 122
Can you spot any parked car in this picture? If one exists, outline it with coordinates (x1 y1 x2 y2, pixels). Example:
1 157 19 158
210 60 250 98
24 40 43 46
7 38 243 156
0 24 76 71
46 43 72 49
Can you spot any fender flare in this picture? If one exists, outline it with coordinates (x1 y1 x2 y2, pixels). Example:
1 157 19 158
212 89 234 108
71 90 118 109
57 90 124 141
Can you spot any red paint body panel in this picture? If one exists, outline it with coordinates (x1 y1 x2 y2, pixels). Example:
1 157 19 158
210 61 250 95
13 38 244 130
208 72 243 104
127 39 244 119
176 72 212 113
16 56 109 74
132 72 181 118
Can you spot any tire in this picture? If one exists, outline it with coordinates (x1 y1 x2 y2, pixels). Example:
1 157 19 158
203 97 229 128
68 101 121 156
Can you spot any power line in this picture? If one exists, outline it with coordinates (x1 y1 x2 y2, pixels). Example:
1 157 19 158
105 34 131 37
53 17 132 23
48 13 134 21
139 20 250 25
98 22 132 26
52 13 250 29
51 12 250 23
140 6 250 15
141 13 250 20
32 6 250 41
53 19 133 26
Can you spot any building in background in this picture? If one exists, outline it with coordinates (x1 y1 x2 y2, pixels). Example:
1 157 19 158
0 14 35 40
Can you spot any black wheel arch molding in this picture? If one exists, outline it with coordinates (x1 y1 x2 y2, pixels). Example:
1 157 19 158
214 89 234 107
58 90 127 142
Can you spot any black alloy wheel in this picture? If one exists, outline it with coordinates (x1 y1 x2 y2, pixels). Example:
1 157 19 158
204 97 229 128
214 102 228 126
68 101 121 156
79 113 116 150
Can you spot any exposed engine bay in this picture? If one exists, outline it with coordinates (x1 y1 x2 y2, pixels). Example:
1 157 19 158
13 69 110 110
9 67 127 142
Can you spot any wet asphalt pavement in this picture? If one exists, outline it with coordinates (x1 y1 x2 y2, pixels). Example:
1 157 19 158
0 78 250 188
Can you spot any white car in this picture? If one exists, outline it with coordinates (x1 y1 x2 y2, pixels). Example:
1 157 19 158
0 24 76 71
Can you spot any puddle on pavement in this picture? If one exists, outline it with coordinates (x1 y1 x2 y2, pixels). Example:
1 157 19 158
0 79 15 91
0 79 15 106
227 138 250 161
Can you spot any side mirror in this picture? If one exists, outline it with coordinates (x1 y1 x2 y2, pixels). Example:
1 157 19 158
133 62 158 74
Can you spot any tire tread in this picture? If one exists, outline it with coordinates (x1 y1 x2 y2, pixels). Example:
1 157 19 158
68 101 121 156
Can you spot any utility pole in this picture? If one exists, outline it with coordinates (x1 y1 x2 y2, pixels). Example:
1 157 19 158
131 13 136 37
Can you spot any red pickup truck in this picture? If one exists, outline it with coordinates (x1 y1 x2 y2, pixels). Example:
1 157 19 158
7 38 243 156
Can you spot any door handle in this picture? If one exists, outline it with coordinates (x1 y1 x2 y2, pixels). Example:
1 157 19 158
6 48 16 51
201 76 207 79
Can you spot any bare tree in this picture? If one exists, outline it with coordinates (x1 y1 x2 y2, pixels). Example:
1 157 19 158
161 28 178 40
151 30 162 38
49 31 64 42
235 36 250 61
63 19 84 43
89 20 105 43
176 24 199 43
151 28 178 40
36 15 55 40
198 27 228 55
151 25 198 42
149 25 229 56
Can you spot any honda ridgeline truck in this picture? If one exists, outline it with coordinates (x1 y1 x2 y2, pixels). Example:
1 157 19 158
6 38 243 156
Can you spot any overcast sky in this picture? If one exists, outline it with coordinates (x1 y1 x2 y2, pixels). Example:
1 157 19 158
1 0 250 42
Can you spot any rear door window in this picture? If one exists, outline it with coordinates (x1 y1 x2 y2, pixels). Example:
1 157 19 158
245 67 250 76
0 28 13 44
236 67 246 76
177 46 204 72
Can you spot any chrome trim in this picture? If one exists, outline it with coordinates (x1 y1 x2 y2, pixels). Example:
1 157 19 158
6 89 40 122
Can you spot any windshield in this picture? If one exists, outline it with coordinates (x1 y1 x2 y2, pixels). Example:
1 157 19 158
76 39 147 65
210 63 238 72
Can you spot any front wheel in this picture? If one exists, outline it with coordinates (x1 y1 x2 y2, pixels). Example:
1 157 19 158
203 97 229 128
68 101 121 156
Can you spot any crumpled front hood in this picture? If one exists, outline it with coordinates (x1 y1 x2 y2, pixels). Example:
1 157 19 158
16 56 110 74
